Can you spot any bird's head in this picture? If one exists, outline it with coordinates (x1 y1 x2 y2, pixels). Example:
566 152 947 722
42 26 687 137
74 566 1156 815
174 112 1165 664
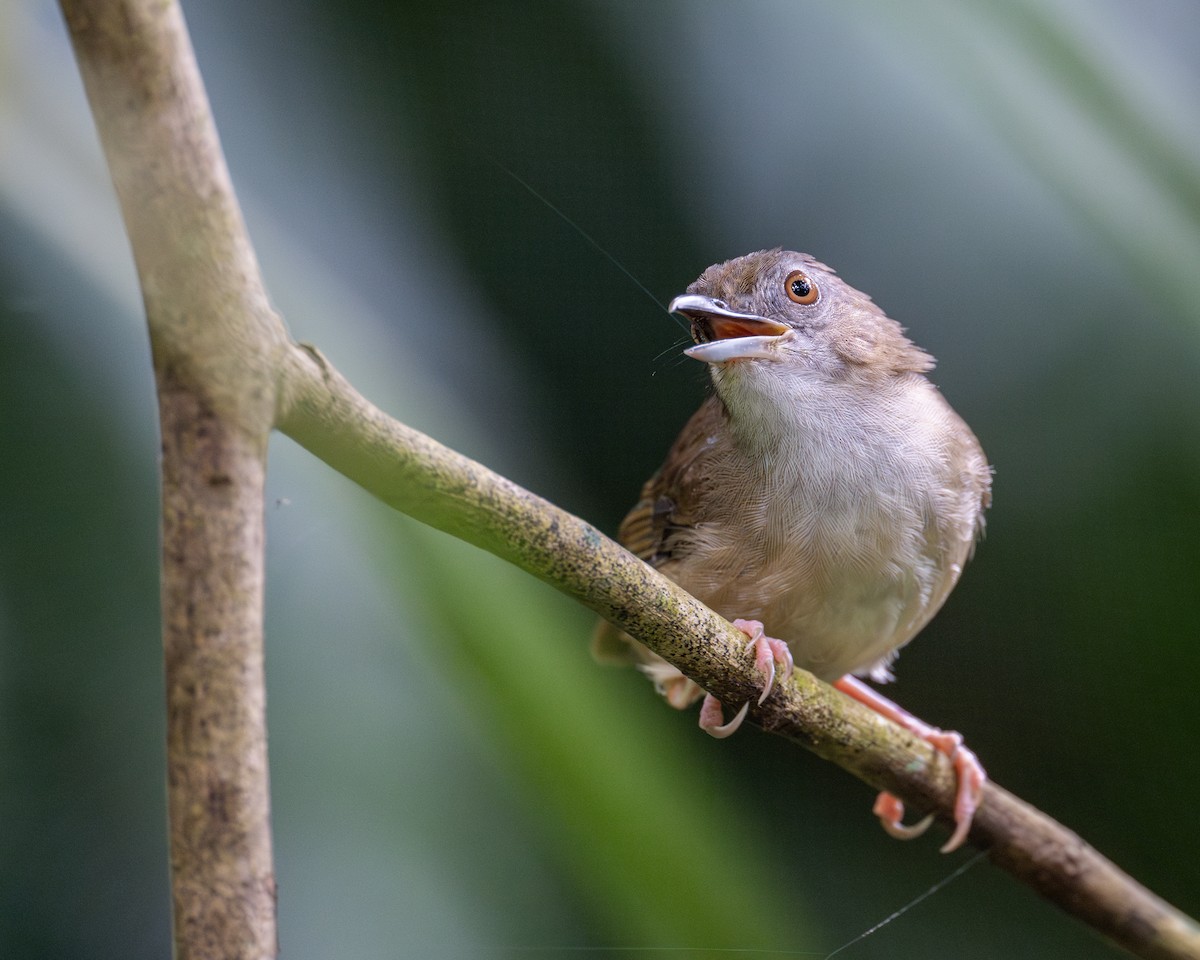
671 249 934 382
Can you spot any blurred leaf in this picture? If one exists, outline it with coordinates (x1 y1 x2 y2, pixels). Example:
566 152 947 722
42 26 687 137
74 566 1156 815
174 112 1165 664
377 520 813 948
857 0 1200 321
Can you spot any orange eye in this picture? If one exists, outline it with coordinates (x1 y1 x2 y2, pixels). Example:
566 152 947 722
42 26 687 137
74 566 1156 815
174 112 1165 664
785 270 819 305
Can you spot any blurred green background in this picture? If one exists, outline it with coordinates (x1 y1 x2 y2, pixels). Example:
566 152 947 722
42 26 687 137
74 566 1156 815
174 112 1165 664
2 0 1199 957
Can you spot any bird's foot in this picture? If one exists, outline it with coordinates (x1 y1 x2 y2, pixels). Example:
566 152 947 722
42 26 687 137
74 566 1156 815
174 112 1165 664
699 619 794 739
834 675 986 853
733 619 795 704
638 658 703 709
872 793 934 840
698 695 749 738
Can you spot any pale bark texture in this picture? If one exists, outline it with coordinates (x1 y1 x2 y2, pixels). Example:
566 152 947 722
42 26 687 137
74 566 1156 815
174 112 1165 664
60 0 287 956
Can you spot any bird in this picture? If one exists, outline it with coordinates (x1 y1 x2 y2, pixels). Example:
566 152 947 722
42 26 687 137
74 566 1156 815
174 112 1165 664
593 249 992 852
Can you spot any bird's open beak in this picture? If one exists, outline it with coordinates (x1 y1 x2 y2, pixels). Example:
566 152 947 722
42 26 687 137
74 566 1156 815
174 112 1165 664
669 294 790 363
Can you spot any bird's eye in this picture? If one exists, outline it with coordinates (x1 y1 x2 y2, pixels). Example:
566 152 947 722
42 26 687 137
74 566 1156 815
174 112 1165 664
785 270 819 305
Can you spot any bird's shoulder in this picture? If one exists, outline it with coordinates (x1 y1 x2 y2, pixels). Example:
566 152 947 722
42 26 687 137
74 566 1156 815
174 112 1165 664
617 395 728 567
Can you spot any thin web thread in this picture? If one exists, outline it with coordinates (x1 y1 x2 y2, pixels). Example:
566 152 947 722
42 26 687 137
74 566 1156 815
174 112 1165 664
505 849 987 957
457 138 681 325
823 849 988 959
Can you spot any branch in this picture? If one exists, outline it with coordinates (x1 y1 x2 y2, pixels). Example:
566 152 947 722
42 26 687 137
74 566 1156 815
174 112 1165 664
278 343 1200 960
60 1 287 956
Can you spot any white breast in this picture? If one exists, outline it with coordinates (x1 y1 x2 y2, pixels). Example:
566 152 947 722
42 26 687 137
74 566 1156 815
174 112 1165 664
675 366 986 682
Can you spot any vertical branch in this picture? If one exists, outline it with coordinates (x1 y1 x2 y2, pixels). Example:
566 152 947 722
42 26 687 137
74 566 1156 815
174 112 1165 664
59 1 290 956
158 383 275 959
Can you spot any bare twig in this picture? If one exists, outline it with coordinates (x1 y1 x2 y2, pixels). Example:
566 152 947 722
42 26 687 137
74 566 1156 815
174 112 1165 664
59 0 1200 958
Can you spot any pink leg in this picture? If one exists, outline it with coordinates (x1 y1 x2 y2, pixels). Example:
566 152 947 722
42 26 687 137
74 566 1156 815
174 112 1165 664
699 620 794 739
834 675 985 853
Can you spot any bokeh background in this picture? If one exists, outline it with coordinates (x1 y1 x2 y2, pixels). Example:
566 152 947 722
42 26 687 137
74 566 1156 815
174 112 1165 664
2 0 1199 957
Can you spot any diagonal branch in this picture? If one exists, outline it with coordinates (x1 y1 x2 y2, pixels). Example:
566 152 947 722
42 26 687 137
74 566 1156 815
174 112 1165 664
278 343 1200 960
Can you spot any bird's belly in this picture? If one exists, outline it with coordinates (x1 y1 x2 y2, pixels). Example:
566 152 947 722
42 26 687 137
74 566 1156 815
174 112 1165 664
676 502 939 682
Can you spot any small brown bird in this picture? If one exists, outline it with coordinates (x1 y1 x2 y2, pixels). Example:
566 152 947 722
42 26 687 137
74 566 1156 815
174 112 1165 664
595 249 991 851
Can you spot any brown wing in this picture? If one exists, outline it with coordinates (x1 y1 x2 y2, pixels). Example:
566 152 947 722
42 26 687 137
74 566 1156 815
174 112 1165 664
616 395 726 567
590 396 727 663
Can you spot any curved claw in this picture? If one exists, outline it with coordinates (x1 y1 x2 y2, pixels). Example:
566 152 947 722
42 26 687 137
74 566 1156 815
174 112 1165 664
699 695 749 738
873 792 935 840
731 618 794 703
896 726 984 851
941 743 986 852
695 620 792 741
